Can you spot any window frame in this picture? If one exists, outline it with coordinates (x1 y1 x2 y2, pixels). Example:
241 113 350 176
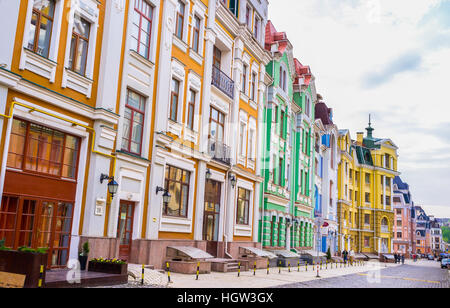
68 16 91 76
236 187 250 226
131 0 154 60
170 78 181 122
28 0 56 58
175 0 185 40
121 89 146 156
163 165 190 218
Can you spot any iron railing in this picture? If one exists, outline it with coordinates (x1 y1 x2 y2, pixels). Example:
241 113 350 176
208 139 231 165
211 66 234 99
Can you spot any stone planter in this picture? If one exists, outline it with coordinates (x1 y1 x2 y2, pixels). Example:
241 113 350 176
88 261 128 275
0 250 48 288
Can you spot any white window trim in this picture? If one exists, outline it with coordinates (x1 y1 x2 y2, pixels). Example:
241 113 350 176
183 72 201 143
234 178 254 236
19 0 64 82
173 0 190 46
253 13 261 40
189 0 206 58
128 0 161 64
61 0 100 97
168 59 186 136
247 116 257 167
159 154 196 233
250 66 259 103
238 111 248 165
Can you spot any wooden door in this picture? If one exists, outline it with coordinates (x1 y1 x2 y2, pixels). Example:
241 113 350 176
117 201 135 261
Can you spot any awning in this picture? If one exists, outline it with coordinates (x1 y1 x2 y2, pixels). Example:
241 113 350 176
166 246 214 260
270 250 300 258
239 247 277 259
354 253 367 259
382 254 395 260
363 253 380 259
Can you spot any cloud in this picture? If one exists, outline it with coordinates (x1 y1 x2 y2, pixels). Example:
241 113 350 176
361 51 423 88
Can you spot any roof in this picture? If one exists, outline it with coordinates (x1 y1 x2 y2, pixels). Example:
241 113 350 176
265 21 289 54
394 176 409 190
293 58 312 87
239 247 277 259
166 246 214 260
354 145 374 166
315 102 333 125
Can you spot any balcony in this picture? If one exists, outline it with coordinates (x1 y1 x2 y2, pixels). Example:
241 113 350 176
211 66 234 99
208 139 231 165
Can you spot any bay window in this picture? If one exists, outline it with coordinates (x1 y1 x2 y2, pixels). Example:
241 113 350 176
7 119 80 179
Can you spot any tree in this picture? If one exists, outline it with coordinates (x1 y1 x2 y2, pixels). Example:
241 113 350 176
326 247 332 260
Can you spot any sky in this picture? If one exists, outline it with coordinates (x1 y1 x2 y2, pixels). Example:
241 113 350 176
269 0 450 218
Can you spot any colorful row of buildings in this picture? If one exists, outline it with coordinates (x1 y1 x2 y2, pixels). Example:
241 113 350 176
392 177 446 257
0 0 411 270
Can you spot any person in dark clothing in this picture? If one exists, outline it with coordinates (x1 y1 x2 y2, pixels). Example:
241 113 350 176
401 254 405 264
342 250 348 264
394 253 397 264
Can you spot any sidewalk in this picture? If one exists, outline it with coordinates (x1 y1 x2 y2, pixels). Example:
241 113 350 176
162 260 401 288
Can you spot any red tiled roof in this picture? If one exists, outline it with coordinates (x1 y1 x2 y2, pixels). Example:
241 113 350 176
265 20 288 53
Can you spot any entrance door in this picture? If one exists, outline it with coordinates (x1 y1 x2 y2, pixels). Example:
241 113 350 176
117 201 135 261
203 180 221 256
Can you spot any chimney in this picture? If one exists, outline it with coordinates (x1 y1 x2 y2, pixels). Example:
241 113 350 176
357 132 364 145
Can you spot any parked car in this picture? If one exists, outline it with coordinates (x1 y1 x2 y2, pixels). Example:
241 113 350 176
438 253 450 262
427 254 434 260
441 258 450 269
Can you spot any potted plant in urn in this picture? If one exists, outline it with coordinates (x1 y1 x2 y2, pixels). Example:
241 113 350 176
78 242 90 271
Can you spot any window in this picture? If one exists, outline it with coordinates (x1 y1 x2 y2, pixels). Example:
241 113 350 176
397 220 402 227
305 95 311 116
213 46 221 69
280 110 285 138
386 196 391 206
209 107 225 142
175 0 185 39
28 0 55 58
278 158 283 186
364 237 370 248
163 165 190 217
170 78 180 122
7 119 80 179
254 15 260 39
396 209 402 215
250 72 257 101
69 16 90 75
248 128 255 161
365 192 370 203
349 189 353 201
242 64 248 94
192 15 201 53
239 122 246 157
245 5 251 28
364 214 370 225
122 90 146 155
228 0 239 18
365 173 370 184
236 188 250 225
131 0 154 59
186 89 196 130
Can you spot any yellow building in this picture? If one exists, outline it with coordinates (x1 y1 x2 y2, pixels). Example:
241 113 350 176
337 119 400 256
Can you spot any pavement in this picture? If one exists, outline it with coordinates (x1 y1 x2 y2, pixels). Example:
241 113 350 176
99 259 449 288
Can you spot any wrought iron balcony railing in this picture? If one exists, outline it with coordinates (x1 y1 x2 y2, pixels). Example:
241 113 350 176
211 66 234 99
208 139 231 165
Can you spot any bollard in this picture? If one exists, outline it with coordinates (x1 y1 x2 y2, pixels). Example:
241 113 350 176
196 262 200 280
288 262 291 273
141 264 145 285
298 261 300 272
267 260 270 275
166 262 171 283
306 262 308 272
320 261 322 270
38 265 44 288
316 264 320 278
279 261 281 274
253 261 256 276
238 262 241 277
326 260 328 270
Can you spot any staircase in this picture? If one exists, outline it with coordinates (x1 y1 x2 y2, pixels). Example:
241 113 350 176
210 258 249 273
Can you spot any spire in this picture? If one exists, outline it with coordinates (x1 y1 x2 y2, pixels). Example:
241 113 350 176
366 114 374 138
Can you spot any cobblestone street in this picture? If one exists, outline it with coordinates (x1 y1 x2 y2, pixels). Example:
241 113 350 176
276 260 449 288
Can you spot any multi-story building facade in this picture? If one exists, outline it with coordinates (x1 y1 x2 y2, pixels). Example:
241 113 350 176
414 206 431 255
314 101 338 255
393 176 416 257
430 219 443 256
337 120 399 255
259 21 314 253
0 0 120 268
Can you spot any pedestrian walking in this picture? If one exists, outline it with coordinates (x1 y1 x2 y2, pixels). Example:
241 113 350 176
401 254 405 264
394 253 398 264
342 250 348 264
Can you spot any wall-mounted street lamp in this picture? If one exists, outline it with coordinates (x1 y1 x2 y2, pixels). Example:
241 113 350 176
100 174 119 199
206 168 212 181
156 186 171 203
229 174 236 188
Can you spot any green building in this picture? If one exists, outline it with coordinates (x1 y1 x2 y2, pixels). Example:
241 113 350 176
259 21 316 253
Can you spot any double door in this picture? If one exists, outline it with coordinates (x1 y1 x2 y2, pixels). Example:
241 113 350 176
0 195 74 268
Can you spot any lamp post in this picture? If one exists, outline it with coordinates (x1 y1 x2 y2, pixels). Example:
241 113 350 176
100 174 119 199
